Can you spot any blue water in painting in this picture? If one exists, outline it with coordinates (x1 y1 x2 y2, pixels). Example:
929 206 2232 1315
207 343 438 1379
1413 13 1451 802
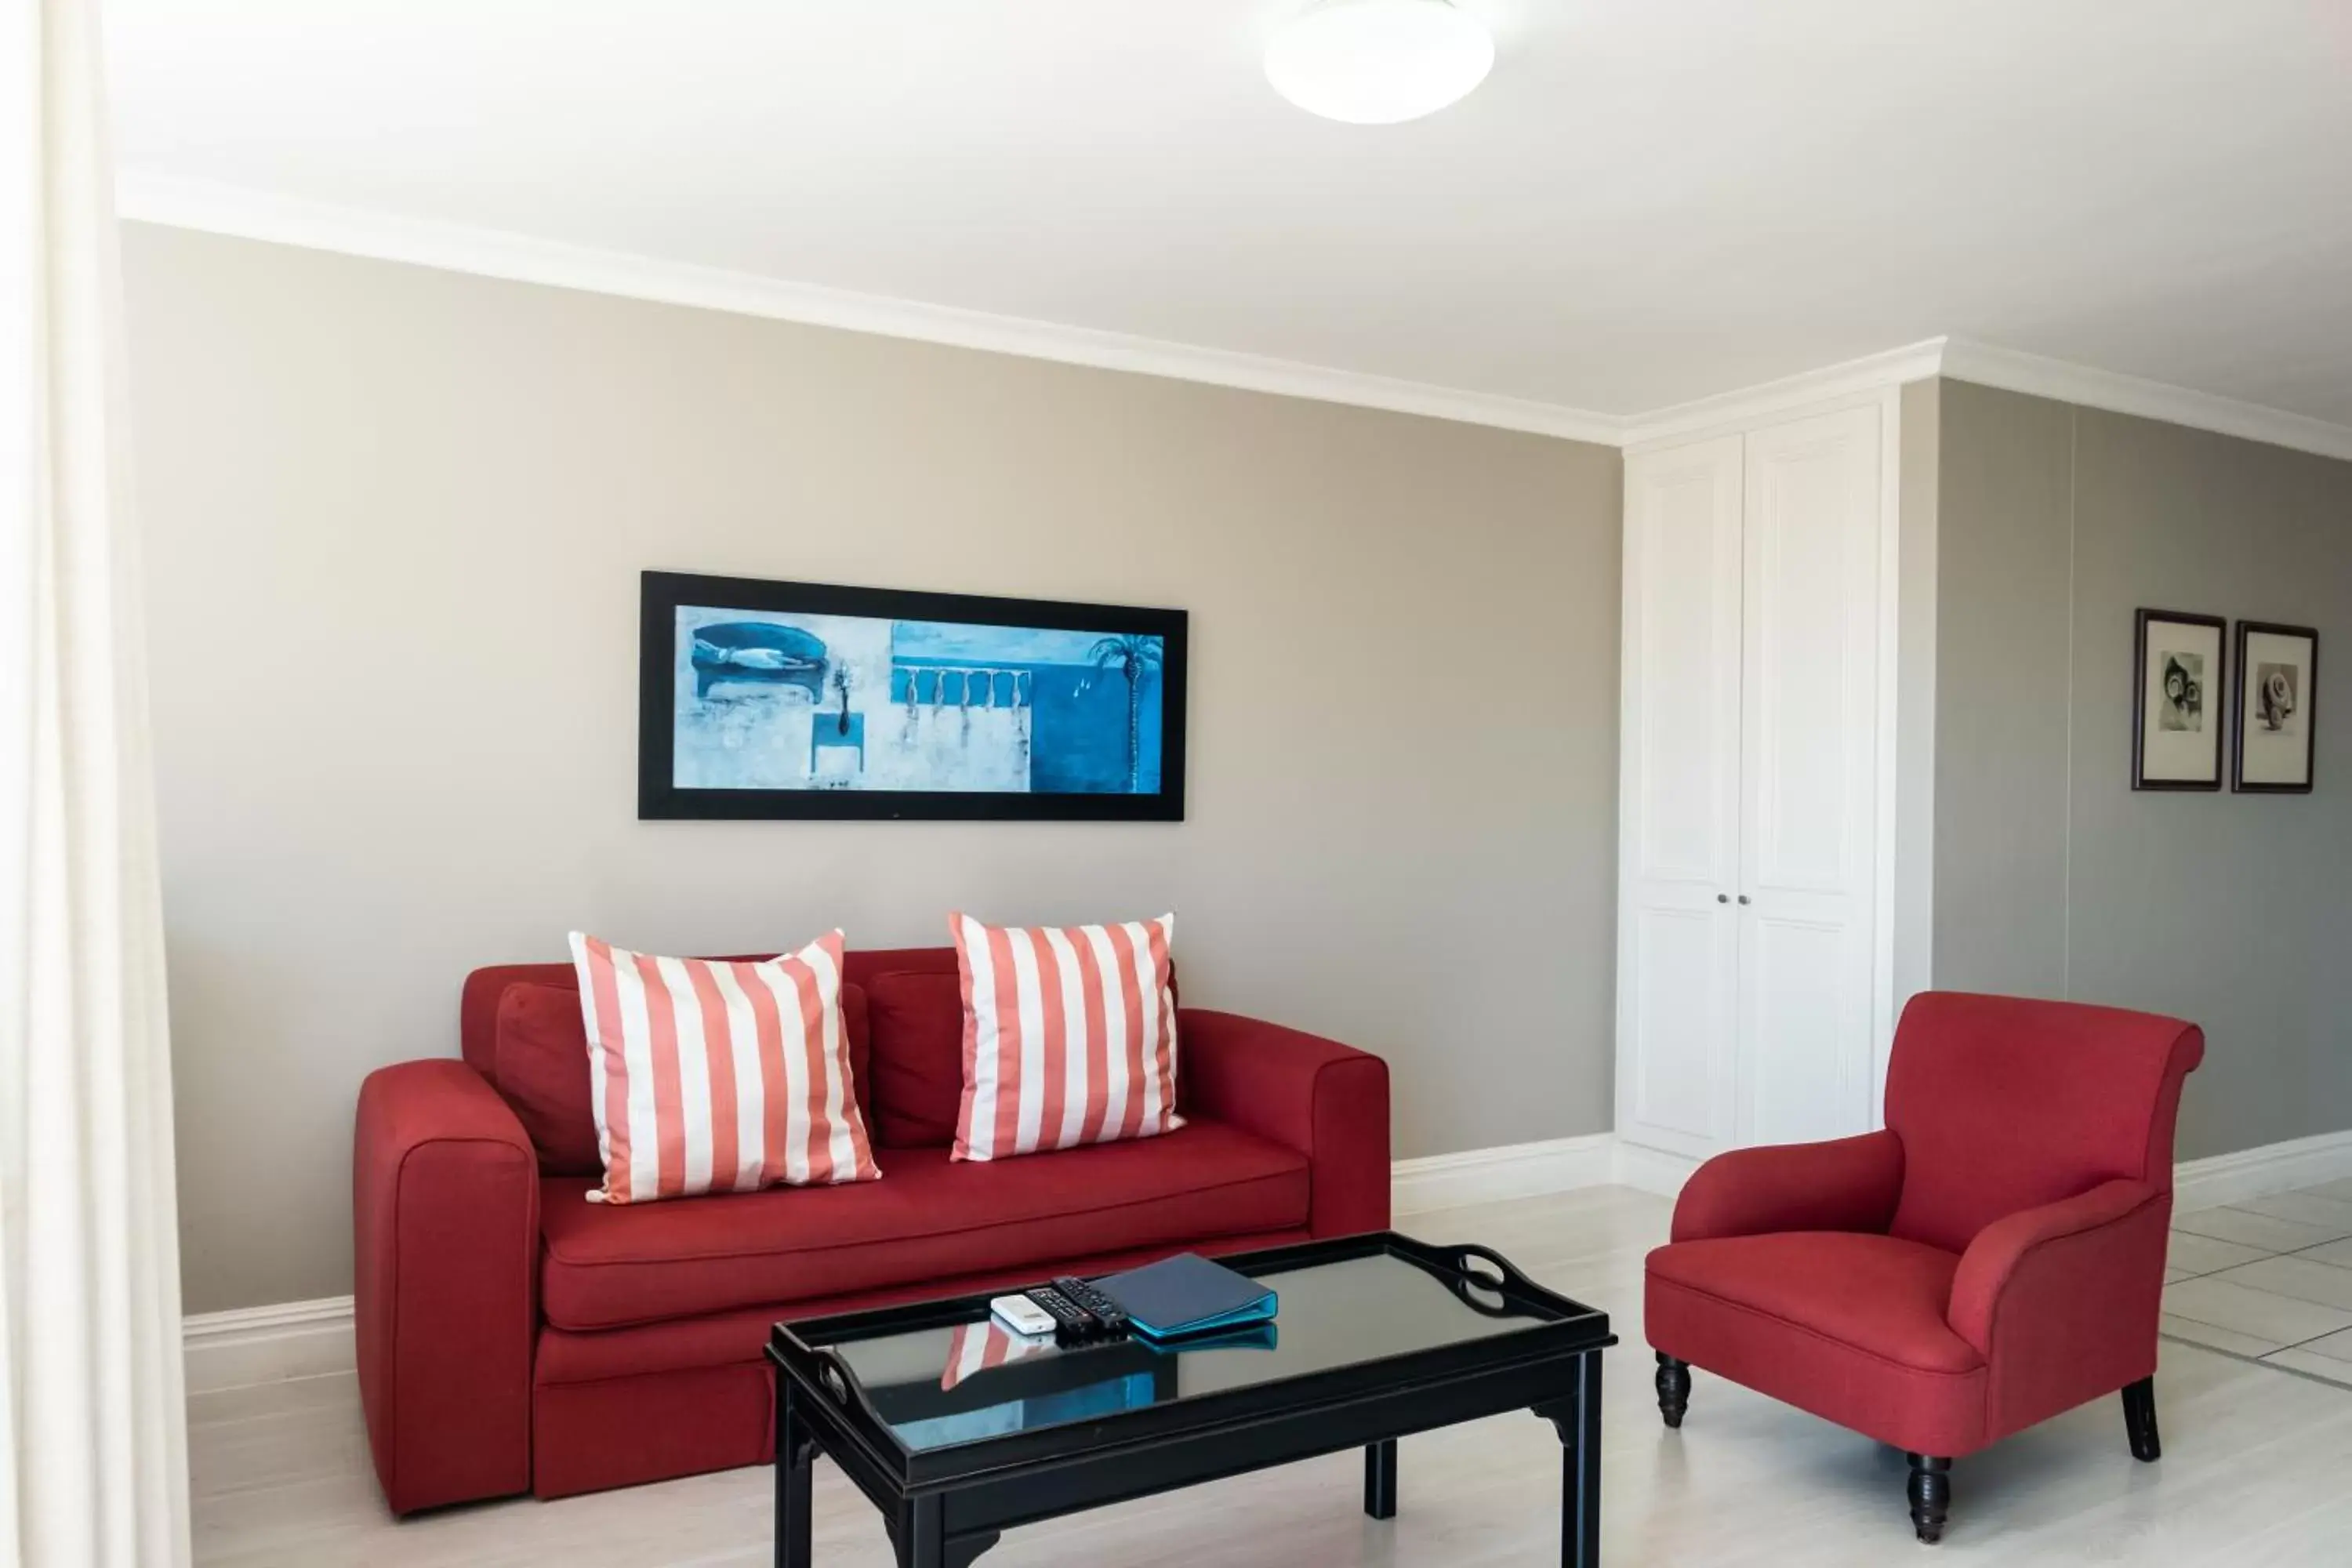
673 608 1164 795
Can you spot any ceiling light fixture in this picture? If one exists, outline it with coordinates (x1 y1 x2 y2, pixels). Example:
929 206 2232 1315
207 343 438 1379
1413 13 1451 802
1264 0 1495 125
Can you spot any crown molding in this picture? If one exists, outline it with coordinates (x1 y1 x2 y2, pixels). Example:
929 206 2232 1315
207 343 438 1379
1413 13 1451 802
1617 338 1949 451
115 175 2352 463
116 172 1625 447
1938 338 2352 464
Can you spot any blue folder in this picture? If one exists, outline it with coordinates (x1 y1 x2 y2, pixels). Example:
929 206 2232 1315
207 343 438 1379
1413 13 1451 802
1096 1253 1278 1343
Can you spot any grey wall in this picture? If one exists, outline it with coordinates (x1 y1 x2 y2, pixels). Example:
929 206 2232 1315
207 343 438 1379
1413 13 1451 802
1933 377 2352 1160
122 225 1623 1313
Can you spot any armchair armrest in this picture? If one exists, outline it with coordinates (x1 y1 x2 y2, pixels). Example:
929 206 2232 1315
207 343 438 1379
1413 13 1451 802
1671 1131 1904 1243
1180 1008 1391 1237
354 1058 539 1513
1946 1178 2170 1438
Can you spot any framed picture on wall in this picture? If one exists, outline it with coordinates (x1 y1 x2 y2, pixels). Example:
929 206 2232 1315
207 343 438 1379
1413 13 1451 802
2233 620 2318 793
638 571 1188 821
2132 608 2226 790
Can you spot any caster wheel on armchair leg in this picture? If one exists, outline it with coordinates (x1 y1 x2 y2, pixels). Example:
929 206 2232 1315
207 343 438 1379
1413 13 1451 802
1906 1454 1951 1544
1654 1353 1691 1429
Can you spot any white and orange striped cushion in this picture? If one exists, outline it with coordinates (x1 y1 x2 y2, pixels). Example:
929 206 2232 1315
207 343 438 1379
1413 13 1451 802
567 929 880 1203
949 912 1181 1163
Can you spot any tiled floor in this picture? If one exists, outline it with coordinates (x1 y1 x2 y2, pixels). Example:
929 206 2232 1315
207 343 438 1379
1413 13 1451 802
2164 1178 2352 1385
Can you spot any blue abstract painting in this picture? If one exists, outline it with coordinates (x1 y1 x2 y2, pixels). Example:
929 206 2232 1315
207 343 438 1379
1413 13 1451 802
641 573 1185 819
641 570 1187 825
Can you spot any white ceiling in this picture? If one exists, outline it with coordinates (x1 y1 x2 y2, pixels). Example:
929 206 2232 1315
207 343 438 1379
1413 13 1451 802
104 0 2352 426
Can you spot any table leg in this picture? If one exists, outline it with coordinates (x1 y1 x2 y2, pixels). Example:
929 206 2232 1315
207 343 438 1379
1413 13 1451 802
1536 1350 1604 1568
896 1496 998 1568
776 1382 814 1568
1364 1439 1399 1520
1565 1351 1602 1567
897 1494 944 1568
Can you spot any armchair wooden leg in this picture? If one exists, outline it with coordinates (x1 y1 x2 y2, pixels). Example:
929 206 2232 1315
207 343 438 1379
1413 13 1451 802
1654 1353 1690 1428
2122 1377 2161 1462
1905 1454 1951 1544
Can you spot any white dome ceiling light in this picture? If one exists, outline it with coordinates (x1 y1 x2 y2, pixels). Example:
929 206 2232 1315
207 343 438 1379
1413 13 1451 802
1264 0 1495 125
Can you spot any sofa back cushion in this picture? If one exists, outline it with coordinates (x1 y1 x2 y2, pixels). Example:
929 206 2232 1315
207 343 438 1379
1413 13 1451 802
863 971 967 1148
494 982 611 1175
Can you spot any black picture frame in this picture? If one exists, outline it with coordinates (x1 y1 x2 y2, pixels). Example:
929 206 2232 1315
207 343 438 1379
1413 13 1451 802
638 571 1188 822
2131 608 2227 792
2232 619 2318 795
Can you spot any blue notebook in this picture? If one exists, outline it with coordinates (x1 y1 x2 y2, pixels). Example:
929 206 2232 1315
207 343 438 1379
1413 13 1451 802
1097 1253 1277 1343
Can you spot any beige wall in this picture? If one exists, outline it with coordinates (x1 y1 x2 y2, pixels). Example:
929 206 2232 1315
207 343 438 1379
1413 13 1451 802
122 224 1623 1313
1933 377 2352 1161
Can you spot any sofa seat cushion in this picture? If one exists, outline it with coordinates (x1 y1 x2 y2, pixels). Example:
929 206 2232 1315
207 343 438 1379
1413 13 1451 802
532 1226 1315 1387
539 1118 1308 1330
1648 1232 1979 1374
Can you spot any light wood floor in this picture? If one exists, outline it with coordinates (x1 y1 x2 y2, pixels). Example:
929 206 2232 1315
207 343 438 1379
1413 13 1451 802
191 1185 2352 1566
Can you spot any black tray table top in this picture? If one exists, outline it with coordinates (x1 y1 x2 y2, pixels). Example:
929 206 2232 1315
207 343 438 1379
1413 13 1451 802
767 1231 1617 1568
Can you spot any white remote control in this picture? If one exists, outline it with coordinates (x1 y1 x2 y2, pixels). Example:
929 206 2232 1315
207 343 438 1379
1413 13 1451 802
989 1294 1058 1338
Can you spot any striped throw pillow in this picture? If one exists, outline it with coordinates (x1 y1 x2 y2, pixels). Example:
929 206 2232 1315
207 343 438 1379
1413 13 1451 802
568 929 880 1203
950 912 1182 1163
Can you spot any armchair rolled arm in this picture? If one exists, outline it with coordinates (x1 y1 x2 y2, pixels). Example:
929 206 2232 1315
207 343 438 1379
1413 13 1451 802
1945 1178 2172 1438
1947 1178 2165 1358
1181 1008 1391 1237
354 1059 540 1513
1671 1130 1905 1243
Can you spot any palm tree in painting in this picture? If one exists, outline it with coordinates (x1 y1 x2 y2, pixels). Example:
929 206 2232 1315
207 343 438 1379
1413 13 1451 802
1089 634 1162 793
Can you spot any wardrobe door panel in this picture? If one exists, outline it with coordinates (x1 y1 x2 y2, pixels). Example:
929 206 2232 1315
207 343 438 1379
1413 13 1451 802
1737 405 1882 1148
1617 436 1744 1160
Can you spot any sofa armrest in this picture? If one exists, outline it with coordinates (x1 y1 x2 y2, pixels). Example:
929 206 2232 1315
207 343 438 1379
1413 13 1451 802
1670 1131 1905 1243
354 1058 540 1513
1181 1008 1391 1237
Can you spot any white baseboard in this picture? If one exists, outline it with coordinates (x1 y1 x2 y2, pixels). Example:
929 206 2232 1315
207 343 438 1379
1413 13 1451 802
1610 1140 1702 1199
183 1295 355 1396
1391 1133 1616 1214
2172 1129 2352 1212
176 1126 2352 1394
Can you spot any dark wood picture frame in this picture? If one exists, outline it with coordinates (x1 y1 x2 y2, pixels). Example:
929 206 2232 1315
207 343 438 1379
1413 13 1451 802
638 571 1188 822
2131 608 2227 792
2231 619 2318 794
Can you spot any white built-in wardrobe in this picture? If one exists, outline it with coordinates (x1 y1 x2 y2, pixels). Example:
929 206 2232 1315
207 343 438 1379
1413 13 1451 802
1615 394 1902 1174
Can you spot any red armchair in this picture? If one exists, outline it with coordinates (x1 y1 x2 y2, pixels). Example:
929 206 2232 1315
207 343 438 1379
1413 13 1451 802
1643 992 2203 1544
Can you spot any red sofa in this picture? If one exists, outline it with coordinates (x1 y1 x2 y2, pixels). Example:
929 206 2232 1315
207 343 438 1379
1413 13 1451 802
1644 992 2202 1544
353 944 1391 1514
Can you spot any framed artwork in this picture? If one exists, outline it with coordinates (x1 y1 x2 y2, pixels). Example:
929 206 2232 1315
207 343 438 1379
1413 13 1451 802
2232 619 2318 793
2132 608 2225 791
638 571 1187 821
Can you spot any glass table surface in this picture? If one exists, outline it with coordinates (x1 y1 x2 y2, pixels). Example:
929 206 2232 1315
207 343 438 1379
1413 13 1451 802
823 1250 1563 1454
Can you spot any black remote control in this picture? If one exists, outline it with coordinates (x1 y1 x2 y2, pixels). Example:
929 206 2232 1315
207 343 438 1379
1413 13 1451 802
1022 1285 1099 1345
1053 1276 1131 1337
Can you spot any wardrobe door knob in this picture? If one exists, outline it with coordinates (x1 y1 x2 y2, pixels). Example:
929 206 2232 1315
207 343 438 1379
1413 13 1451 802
1716 894 1730 904
1737 895 1751 906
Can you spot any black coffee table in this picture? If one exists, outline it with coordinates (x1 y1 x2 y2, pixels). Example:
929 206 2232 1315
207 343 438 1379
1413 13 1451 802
766 1232 1615 1568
